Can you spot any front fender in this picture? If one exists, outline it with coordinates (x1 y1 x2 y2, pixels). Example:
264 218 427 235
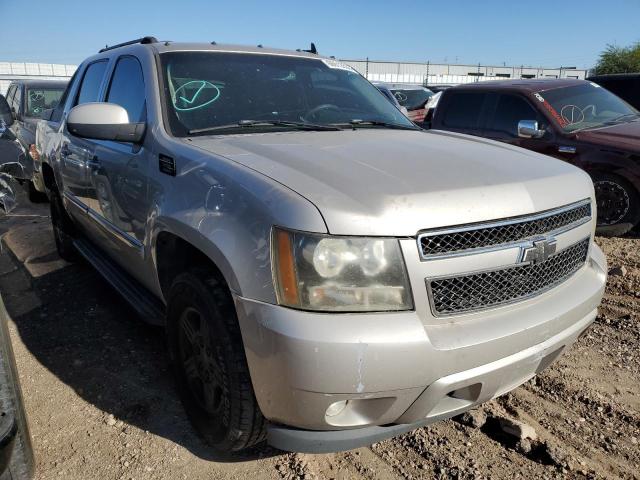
146 142 327 304
580 151 640 193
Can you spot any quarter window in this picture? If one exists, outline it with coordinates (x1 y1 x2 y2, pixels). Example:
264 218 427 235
51 71 78 123
487 95 541 136
5 86 16 111
441 93 485 129
76 61 108 105
10 86 22 114
106 57 146 123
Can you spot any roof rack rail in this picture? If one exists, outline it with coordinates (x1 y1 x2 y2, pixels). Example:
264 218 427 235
99 36 158 53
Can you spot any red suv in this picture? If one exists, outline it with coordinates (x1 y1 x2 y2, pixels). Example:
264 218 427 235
431 79 640 236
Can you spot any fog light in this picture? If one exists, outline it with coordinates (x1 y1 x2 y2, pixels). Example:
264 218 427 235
325 400 348 417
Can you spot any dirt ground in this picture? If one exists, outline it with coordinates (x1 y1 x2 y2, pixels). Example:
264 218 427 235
0 189 638 480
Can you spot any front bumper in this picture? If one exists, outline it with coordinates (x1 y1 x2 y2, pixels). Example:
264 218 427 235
234 243 606 452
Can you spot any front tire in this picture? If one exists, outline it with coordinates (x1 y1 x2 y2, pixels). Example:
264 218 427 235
593 173 640 237
166 270 266 452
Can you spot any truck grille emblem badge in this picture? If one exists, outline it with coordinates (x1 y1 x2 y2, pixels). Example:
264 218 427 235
520 236 557 265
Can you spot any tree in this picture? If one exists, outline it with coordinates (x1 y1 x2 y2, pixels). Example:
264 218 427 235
594 42 640 74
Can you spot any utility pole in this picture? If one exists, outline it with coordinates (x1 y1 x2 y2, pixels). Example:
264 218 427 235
365 57 369 79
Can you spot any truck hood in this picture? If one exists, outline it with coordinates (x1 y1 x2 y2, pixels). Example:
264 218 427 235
188 129 593 236
572 120 640 153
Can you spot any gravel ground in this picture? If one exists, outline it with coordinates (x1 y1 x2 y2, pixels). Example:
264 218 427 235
0 190 638 480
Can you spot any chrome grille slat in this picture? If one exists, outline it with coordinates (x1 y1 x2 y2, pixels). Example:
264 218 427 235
427 238 589 316
419 200 591 258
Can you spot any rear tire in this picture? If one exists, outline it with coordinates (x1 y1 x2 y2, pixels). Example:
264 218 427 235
24 181 47 204
593 173 640 237
49 190 78 262
166 270 266 452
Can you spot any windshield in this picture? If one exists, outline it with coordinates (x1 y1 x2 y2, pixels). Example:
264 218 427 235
26 87 65 118
534 82 639 133
390 88 433 110
160 52 415 136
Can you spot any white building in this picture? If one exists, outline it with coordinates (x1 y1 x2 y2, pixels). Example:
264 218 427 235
0 62 76 95
341 59 587 85
0 59 588 97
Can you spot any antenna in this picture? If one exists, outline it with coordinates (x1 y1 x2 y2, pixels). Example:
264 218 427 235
302 43 318 55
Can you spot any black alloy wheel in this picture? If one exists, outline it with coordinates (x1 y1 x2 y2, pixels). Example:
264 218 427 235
178 307 228 418
592 173 640 237
594 179 630 226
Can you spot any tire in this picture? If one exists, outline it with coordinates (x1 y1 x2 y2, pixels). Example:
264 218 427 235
49 190 78 262
166 270 266 452
592 173 640 237
24 181 47 204
0 298 35 480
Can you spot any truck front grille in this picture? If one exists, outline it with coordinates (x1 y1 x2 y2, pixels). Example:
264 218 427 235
427 238 589 316
419 200 591 258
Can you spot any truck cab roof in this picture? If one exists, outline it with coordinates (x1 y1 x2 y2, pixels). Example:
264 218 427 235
446 78 588 93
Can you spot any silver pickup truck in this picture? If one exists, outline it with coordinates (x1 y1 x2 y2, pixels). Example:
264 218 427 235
34 37 606 454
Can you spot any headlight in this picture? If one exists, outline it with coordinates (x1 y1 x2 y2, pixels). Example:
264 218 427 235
272 228 413 312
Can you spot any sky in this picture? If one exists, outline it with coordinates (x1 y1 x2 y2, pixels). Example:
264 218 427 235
0 0 638 69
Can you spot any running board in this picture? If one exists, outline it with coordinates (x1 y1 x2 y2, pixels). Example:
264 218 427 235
73 238 165 325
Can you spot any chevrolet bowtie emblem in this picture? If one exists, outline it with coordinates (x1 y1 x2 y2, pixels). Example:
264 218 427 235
520 236 557 265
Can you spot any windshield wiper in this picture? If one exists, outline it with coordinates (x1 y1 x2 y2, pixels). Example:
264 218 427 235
603 113 640 125
332 119 420 131
188 119 342 135
572 113 640 132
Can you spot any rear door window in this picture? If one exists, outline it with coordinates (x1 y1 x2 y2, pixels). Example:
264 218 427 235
486 94 542 136
106 56 146 122
440 92 486 130
76 60 108 105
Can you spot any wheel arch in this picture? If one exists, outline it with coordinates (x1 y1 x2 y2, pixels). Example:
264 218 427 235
151 224 244 305
40 161 57 192
579 150 640 195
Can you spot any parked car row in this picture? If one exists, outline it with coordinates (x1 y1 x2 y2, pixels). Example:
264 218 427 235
2 80 67 202
3 69 639 238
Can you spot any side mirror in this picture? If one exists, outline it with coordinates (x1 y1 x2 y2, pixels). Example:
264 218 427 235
67 103 145 143
0 95 14 128
518 120 545 139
